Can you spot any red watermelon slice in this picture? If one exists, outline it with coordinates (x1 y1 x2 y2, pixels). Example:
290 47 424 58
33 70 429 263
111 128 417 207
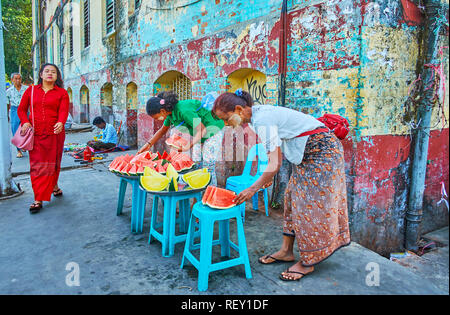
202 186 237 209
128 164 139 176
166 134 190 150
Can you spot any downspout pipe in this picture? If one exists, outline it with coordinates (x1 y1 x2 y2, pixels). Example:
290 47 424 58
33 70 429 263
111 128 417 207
271 0 288 207
405 0 445 251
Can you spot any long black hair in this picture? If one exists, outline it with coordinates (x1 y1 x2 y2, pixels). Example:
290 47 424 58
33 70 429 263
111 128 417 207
37 63 64 88
146 90 179 116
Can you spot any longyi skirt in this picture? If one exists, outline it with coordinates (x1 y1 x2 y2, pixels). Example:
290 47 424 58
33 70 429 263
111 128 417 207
283 131 351 266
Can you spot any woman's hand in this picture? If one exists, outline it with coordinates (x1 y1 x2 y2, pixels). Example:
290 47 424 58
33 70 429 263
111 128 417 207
21 122 32 135
54 122 64 134
138 142 151 154
234 186 258 205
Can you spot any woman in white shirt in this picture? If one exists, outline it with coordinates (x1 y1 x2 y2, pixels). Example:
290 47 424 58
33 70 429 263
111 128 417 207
212 89 351 281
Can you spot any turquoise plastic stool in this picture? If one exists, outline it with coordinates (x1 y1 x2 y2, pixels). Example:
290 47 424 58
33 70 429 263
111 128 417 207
226 144 269 220
116 176 147 234
147 191 202 257
180 202 252 291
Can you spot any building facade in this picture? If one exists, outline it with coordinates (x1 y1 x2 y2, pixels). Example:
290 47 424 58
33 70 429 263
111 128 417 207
32 0 449 255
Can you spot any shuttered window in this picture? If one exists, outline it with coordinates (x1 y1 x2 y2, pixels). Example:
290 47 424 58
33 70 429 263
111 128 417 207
83 0 90 48
106 0 115 35
69 2 73 58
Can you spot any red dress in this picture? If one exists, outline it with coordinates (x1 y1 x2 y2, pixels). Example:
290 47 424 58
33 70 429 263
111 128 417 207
18 84 69 201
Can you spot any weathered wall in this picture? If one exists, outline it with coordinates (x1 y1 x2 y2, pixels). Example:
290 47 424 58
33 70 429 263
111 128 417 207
33 0 449 256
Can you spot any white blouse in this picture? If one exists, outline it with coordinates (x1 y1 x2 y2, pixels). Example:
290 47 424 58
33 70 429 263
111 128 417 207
249 105 324 165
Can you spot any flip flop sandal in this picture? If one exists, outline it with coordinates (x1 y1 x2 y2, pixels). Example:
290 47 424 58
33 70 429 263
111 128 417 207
53 188 63 197
258 254 295 265
279 268 312 281
29 202 43 214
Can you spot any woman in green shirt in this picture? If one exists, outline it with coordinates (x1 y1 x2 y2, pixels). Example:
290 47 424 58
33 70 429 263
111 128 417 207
138 91 225 185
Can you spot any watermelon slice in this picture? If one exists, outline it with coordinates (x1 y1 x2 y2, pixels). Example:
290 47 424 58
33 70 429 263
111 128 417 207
136 165 145 175
122 163 133 176
109 158 120 172
202 186 215 204
202 186 237 209
122 154 133 163
166 134 190 150
161 151 169 160
128 164 139 176
130 151 152 164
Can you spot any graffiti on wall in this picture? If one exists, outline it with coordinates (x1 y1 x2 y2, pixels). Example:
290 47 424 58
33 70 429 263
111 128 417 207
246 75 267 105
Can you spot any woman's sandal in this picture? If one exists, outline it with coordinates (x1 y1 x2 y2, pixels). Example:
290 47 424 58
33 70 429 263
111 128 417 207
29 202 43 214
53 188 63 197
258 254 295 265
279 268 313 281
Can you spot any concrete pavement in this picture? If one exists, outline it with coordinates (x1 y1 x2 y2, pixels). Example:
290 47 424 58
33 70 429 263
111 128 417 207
0 161 447 295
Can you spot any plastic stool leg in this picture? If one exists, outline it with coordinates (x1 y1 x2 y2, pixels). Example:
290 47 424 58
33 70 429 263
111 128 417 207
162 197 172 257
168 198 177 257
131 181 140 234
198 217 214 291
117 178 127 216
219 219 230 257
149 196 158 244
240 202 246 222
263 188 269 216
181 212 196 269
236 215 252 279
252 192 259 211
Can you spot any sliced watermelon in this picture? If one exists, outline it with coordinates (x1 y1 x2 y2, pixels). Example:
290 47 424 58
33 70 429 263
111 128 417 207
128 164 139 176
136 165 145 175
203 186 237 209
161 151 169 160
122 154 133 163
122 163 133 176
130 151 152 164
202 186 215 204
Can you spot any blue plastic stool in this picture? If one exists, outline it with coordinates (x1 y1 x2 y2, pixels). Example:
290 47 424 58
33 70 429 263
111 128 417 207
116 176 147 234
226 144 269 220
147 191 202 257
180 203 252 291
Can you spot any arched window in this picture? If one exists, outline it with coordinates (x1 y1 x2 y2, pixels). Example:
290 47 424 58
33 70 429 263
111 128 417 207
100 83 114 124
227 68 267 105
80 85 90 123
153 71 192 100
126 82 138 148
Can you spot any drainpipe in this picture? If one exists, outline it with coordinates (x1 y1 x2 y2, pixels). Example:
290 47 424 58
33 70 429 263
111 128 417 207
271 0 289 207
405 0 445 251
0 0 21 198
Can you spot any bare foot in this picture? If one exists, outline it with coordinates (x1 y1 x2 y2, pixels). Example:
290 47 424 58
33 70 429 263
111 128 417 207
279 261 314 281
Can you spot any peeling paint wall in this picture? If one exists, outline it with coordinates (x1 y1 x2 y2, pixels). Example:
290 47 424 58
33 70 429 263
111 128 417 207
33 0 449 255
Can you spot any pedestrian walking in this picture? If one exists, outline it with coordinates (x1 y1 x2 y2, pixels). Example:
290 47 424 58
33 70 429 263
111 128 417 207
17 63 69 213
138 90 225 185
6 72 28 158
212 90 351 281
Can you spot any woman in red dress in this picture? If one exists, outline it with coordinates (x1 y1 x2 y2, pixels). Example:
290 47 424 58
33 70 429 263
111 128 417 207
18 63 69 213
